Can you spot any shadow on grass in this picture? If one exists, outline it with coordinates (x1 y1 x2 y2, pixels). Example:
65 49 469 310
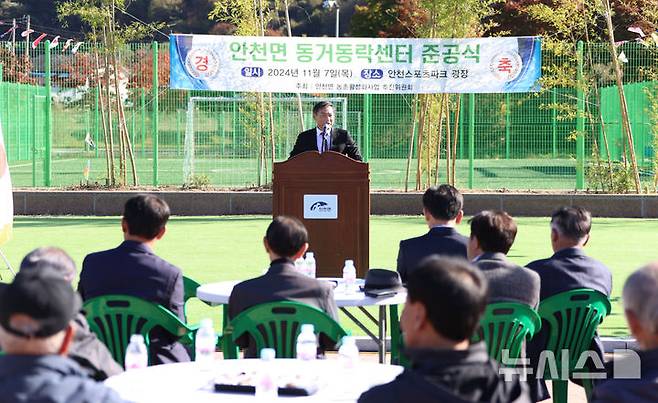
14 218 118 228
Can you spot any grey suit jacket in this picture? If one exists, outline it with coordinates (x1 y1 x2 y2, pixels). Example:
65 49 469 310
228 258 339 356
474 252 541 308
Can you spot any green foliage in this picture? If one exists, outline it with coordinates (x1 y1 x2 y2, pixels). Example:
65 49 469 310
183 174 211 189
586 159 635 193
209 0 261 36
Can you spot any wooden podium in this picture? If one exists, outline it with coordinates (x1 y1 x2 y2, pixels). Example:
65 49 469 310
273 151 369 278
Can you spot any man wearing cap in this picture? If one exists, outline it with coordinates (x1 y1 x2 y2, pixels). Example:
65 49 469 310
20 247 123 380
0 269 124 402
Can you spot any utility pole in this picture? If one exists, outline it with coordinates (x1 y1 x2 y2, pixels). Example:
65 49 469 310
11 18 16 54
24 15 30 65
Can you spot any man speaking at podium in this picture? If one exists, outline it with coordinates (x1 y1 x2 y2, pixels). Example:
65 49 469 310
289 101 363 161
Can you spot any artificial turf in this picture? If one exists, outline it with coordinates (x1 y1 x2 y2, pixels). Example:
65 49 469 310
3 215 656 338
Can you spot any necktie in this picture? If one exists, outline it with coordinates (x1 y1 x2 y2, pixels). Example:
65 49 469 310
321 131 329 153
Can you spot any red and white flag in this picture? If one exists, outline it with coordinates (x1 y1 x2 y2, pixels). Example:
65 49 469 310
0 124 12 245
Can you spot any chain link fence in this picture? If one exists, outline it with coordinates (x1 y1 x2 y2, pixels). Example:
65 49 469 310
0 40 655 190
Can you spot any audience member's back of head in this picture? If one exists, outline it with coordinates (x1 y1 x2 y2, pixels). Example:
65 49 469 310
20 247 76 283
407 256 488 342
623 263 658 347
551 206 591 242
469 210 517 254
265 216 308 258
422 185 463 221
123 194 170 239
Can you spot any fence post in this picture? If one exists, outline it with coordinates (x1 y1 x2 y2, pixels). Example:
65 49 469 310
152 41 159 186
0 63 3 81
459 95 464 159
552 89 557 158
44 41 52 187
362 94 372 162
141 88 146 157
576 40 585 190
468 93 475 189
94 85 100 157
505 93 511 159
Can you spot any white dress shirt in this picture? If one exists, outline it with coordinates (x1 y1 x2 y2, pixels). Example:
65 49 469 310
316 127 331 153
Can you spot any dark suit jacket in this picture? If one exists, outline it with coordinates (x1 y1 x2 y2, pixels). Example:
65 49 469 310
228 258 339 357
289 127 363 161
474 252 541 308
592 348 658 403
525 247 613 401
79 240 190 365
358 343 531 403
397 226 468 283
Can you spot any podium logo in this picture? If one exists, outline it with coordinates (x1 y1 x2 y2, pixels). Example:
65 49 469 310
304 195 338 220
310 201 330 211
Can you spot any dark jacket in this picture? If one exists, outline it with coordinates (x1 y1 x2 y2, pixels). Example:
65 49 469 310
397 226 468 283
358 343 531 403
591 348 658 403
0 354 125 403
79 240 190 365
70 312 123 380
228 258 339 357
289 127 363 161
525 247 613 402
474 252 541 308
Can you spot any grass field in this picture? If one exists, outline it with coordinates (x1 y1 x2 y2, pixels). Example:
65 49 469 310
9 156 584 190
2 215 655 338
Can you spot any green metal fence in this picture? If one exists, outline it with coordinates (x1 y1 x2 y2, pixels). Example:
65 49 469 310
0 40 656 190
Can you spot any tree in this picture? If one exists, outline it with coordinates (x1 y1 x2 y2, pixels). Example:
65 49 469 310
350 0 427 38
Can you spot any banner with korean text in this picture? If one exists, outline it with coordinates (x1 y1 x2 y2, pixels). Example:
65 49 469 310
170 35 541 94
0 124 12 245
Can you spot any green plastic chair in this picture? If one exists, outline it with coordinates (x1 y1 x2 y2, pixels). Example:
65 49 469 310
389 304 410 367
83 295 200 366
182 276 212 319
537 289 611 403
223 301 347 359
471 302 541 364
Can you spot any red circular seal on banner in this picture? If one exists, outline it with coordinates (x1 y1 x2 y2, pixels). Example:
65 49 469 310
489 51 523 82
185 48 220 79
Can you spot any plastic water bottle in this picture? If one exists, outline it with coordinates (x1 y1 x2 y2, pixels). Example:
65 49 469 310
296 324 318 361
338 336 360 369
255 348 278 399
124 334 148 370
342 260 357 294
305 252 316 278
195 318 216 370
295 257 305 273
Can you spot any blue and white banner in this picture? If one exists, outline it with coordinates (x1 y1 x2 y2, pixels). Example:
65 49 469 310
170 35 541 94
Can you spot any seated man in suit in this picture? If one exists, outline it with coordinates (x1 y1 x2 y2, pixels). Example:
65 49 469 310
228 216 339 357
468 210 540 308
20 247 123 380
359 256 531 403
592 262 658 402
289 101 362 161
78 194 190 364
397 184 468 283
526 206 612 401
0 269 124 402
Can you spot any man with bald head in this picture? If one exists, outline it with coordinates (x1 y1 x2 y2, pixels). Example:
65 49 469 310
591 263 658 402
